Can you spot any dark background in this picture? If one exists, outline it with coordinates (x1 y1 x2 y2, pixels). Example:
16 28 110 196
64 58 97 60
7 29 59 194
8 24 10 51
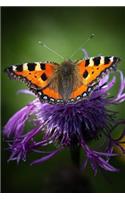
1 7 125 193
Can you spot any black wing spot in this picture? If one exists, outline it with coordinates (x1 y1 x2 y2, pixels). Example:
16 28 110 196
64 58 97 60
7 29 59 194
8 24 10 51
6 66 13 72
16 64 23 72
27 63 36 71
83 70 88 79
40 63 46 70
113 57 119 64
92 71 94 74
85 59 90 67
41 73 47 81
93 57 101 66
104 57 110 64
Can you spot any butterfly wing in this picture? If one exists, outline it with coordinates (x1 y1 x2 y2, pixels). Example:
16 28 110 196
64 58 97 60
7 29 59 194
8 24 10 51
5 62 62 103
5 56 120 104
70 56 120 101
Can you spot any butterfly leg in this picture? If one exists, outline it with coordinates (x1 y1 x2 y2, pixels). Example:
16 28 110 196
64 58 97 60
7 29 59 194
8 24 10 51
81 48 89 59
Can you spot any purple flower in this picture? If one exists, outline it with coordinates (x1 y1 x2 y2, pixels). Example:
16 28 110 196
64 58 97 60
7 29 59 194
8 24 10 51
3 71 125 174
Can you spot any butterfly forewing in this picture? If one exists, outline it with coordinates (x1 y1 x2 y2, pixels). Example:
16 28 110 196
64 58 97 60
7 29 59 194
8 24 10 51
5 62 61 101
70 56 120 100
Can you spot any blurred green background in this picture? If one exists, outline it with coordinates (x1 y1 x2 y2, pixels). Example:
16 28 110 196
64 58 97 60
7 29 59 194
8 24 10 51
1 7 125 193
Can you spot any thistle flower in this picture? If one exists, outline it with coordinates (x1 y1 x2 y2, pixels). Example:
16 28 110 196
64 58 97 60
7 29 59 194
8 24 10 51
3 71 125 175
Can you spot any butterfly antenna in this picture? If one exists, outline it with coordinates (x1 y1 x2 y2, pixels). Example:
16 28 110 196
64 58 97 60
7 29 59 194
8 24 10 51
69 33 95 59
38 41 64 60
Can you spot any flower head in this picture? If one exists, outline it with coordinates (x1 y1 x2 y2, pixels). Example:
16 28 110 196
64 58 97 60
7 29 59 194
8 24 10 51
3 71 125 174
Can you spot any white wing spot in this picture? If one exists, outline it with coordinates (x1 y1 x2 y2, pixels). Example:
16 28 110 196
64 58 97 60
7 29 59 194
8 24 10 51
43 96 48 100
89 57 94 66
35 62 41 70
100 56 104 65
76 96 81 100
23 63 28 70
12 66 17 71
50 98 54 102
83 93 87 97
110 56 114 62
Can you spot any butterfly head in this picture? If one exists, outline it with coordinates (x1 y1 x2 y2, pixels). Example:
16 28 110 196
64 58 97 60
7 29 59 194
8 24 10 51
60 59 75 71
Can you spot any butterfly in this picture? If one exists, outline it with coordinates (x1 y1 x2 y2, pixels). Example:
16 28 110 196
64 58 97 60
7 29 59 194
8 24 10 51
5 56 120 104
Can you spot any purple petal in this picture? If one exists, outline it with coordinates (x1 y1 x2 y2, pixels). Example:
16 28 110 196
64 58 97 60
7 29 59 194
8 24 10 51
8 127 42 163
99 74 109 87
111 71 125 104
3 105 33 137
22 126 42 143
82 48 89 59
91 76 116 99
31 147 64 165
99 76 116 94
117 71 125 97
31 139 53 148
17 89 35 96
97 156 119 172
94 151 118 157
81 140 119 173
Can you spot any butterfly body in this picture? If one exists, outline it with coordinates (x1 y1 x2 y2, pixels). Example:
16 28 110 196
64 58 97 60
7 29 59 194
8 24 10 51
56 60 76 101
5 56 120 104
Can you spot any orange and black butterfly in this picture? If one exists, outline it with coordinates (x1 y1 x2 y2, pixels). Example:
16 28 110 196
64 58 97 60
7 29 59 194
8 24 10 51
5 56 120 104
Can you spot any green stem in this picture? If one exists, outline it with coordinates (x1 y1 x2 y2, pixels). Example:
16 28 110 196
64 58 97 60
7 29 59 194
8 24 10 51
70 145 80 168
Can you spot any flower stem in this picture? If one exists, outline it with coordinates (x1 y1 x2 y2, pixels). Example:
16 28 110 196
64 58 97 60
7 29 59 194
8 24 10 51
70 145 80 168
